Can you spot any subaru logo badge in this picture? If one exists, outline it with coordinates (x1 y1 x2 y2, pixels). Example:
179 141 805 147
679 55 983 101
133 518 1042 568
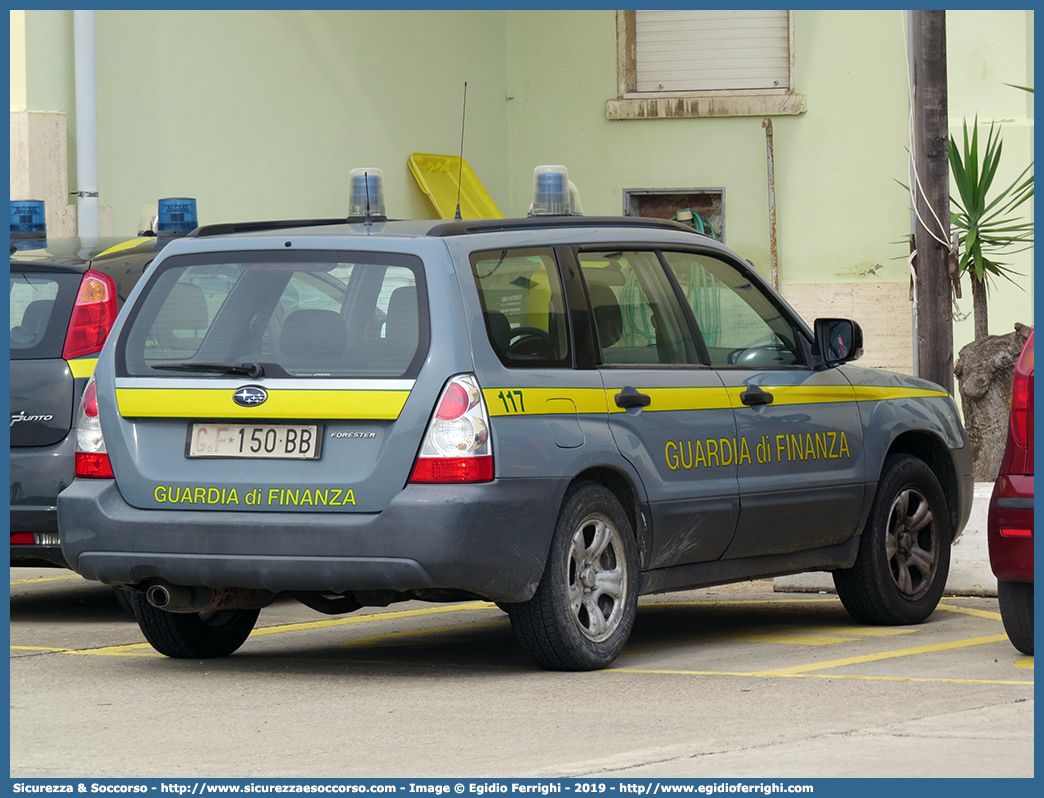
232 386 268 407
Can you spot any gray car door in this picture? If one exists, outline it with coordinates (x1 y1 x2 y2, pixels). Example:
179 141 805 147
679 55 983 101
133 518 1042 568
573 249 741 569
660 250 867 560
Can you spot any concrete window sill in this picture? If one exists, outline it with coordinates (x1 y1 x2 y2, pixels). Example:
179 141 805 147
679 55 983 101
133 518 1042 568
607 92 807 120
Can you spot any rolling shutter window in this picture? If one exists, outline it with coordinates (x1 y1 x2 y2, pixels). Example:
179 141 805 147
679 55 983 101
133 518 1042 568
635 10 791 93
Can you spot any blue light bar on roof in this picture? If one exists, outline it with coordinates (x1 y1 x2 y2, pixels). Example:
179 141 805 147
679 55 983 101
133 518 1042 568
157 197 198 234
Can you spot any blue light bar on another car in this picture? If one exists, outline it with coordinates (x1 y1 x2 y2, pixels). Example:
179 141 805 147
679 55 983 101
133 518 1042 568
10 200 47 250
10 200 46 235
157 197 198 234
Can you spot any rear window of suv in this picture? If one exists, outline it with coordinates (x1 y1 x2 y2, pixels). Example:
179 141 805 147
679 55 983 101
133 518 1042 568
9 270 80 360
117 251 428 379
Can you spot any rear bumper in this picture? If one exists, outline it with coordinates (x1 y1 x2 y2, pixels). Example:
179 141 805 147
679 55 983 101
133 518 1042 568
10 434 75 534
10 437 75 568
987 473 1034 582
10 543 68 569
58 477 566 602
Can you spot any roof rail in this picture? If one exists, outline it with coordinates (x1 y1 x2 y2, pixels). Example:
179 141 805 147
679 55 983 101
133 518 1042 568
426 216 704 238
187 218 350 238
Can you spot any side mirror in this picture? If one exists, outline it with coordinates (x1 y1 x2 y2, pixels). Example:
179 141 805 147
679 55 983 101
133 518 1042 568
814 318 863 366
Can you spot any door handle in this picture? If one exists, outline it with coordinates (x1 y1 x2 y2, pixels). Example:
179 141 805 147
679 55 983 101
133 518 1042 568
614 387 652 409
740 385 775 406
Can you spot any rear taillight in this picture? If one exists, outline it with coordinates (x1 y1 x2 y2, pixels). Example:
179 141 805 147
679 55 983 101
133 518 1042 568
74 377 113 479
10 532 59 545
410 374 494 484
1010 333 1034 448
62 269 118 360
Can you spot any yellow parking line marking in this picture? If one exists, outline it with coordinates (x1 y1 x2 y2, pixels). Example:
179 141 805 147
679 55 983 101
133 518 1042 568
11 643 160 656
751 633 1009 676
249 601 497 637
10 574 83 585
609 667 1033 686
798 625 918 637
340 619 509 648
75 644 160 656
641 597 841 608
11 646 78 653
713 631 859 646
937 603 1003 621
1014 657 1034 670
9 601 501 657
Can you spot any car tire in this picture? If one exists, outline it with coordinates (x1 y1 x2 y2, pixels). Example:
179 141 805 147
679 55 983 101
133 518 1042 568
129 592 259 658
507 482 638 671
113 587 136 618
834 454 951 625
997 580 1034 655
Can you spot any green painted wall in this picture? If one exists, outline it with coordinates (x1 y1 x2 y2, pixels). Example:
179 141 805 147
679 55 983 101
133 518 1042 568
89 10 509 232
16 8 1032 345
23 9 75 116
946 9 1035 349
505 10 913 286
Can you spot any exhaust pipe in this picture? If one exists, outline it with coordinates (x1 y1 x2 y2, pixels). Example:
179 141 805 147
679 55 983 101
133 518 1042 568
145 583 197 610
145 582 274 614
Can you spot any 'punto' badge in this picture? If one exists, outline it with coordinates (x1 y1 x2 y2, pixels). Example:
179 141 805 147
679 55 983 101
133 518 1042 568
233 386 268 407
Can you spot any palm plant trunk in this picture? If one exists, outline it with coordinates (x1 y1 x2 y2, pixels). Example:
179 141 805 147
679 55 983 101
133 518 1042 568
971 277 989 340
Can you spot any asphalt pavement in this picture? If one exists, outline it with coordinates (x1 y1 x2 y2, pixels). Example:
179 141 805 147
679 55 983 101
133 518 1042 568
9 568 1034 779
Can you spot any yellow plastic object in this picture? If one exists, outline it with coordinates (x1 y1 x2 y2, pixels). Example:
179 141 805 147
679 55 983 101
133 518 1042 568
408 153 504 220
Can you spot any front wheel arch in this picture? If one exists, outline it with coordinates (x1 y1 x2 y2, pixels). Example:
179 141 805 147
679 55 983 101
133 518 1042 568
834 453 952 625
884 431 962 541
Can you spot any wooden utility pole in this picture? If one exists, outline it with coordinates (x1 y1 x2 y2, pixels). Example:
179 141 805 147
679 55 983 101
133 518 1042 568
912 10 953 394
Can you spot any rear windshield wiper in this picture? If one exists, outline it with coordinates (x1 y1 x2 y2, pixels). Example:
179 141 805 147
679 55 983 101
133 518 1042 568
150 361 265 378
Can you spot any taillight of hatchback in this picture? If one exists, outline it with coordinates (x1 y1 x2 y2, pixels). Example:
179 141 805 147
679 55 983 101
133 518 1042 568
74 376 113 478
410 374 494 483
62 269 118 360
1002 331 1034 476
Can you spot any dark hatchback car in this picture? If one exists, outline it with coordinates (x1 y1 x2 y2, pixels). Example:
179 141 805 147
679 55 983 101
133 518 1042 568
987 330 1034 655
10 234 168 567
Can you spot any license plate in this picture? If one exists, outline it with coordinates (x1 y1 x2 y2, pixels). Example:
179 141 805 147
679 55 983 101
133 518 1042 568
188 423 322 459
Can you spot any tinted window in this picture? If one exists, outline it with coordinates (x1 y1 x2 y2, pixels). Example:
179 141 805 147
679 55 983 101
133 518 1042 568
9 271 80 360
471 248 570 367
578 251 699 366
119 252 426 378
661 251 801 367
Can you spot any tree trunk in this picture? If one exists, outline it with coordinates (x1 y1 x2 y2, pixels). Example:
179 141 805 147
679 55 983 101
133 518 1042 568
954 323 1032 480
971 276 989 341
912 10 953 394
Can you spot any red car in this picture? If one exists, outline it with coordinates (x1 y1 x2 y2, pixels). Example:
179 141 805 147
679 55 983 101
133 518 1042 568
987 330 1034 655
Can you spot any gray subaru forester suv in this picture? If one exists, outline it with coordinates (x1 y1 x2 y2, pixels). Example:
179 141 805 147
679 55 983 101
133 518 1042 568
58 167 973 670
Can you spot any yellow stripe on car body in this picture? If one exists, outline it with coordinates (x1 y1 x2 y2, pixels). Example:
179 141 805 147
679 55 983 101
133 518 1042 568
484 387 608 416
66 358 98 379
94 237 155 257
609 386 732 413
116 388 411 420
484 384 948 417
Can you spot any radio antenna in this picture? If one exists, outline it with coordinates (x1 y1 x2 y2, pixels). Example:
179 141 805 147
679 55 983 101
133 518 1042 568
454 81 468 221
363 170 372 226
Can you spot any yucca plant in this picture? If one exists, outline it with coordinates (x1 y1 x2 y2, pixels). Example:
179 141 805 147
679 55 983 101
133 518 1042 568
949 115 1034 340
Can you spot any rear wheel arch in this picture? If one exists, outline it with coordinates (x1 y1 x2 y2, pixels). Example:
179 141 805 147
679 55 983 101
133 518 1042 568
884 431 960 540
572 466 645 548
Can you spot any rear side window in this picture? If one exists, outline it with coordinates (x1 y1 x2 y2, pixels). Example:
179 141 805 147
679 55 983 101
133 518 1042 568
9 271 80 360
471 248 570 367
118 251 427 379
